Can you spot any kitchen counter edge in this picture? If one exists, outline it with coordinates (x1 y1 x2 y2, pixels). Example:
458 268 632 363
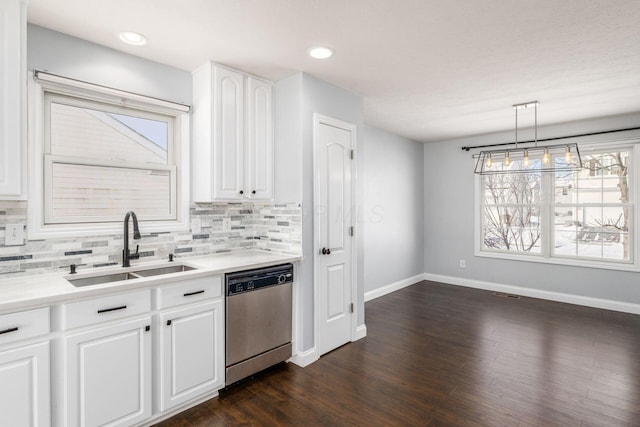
0 250 302 314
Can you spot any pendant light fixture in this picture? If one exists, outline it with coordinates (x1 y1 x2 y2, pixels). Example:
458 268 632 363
473 101 584 175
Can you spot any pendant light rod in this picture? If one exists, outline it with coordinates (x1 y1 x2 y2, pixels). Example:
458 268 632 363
534 102 538 147
512 100 538 150
514 104 518 148
461 126 640 152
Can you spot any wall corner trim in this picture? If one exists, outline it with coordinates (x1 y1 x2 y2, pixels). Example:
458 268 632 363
423 273 640 315
364 273 427 302
289 347 319 368
354 324 367 341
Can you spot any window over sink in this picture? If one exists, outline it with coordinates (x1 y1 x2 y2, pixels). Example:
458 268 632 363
29 71 190 238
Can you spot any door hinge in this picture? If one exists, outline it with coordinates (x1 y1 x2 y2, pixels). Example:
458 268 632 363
350 149 355 160
349 226 354 236
350 303 354 313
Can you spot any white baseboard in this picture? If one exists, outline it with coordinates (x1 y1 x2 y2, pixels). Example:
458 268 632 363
364 273 426 302
289 347 318 368
354 324 367 340
424 273 640 315
291 325 366 368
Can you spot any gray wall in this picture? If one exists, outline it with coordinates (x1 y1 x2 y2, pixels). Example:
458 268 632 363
300 73 365 349
424 112 640 305
363 125 424 293
274 72 365 352
273 74 303 203
28 25 191 105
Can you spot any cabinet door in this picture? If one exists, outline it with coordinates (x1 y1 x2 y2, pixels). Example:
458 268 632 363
0 0 26 198
213 66 245 200
158 299 224 412
0 341 50 427
245 77 273 200
64 317 152 427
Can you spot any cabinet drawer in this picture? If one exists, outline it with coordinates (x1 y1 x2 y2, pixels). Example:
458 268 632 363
62 289 151 330
0 307 50 346
155 276 222 309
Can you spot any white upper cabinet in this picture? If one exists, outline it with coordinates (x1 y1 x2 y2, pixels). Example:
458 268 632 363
214 66 245 200
192 62 273 202
245 77 274 200
0 0 26 199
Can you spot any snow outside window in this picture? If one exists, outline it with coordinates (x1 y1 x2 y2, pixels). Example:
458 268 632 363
478 144 636 269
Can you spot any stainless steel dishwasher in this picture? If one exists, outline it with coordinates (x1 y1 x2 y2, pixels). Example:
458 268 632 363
225 263 293 385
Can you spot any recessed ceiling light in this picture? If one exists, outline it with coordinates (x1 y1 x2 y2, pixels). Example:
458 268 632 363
119 31 147 46
307 46 334 59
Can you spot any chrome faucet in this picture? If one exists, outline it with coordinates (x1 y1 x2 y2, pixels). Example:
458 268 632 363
122 211 141 267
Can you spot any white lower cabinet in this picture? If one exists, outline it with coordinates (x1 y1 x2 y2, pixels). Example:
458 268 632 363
60 289 152 426
63 316 152 427
0 306 51 427
14 273 227 426
0 341 50 427
157 299 224 412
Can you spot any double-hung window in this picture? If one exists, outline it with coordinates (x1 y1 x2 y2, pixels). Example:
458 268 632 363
477 142 636 269
29 72 190 238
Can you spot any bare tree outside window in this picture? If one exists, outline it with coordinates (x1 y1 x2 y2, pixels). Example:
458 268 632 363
482 166 542 253
480 149 632 263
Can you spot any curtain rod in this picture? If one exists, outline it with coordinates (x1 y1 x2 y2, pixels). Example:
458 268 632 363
460 126 640 151
33 70 191 113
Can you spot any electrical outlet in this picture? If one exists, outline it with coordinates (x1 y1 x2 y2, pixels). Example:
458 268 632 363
222 218 231 232
5 223 24 246
459 259 466 268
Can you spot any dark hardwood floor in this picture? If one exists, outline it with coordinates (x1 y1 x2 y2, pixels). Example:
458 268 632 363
155 281 640 426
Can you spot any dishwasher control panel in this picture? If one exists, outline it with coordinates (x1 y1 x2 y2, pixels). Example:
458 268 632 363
226 263 293 296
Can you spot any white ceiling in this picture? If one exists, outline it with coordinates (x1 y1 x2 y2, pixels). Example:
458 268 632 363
27 0 640 143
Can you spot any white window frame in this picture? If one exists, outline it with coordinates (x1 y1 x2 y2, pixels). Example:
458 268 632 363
28 71 191 239
475 139 640 272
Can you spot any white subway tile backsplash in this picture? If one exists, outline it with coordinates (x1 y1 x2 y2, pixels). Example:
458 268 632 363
0 201 301 277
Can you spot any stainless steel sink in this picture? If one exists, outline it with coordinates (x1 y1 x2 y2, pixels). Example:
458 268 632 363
68 272 140 287
133 264 196 277
67 264 197 287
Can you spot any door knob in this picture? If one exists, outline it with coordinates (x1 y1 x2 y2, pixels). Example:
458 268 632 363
321 247 331 255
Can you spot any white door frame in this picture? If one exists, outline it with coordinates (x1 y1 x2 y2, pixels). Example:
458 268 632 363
312 113 358 356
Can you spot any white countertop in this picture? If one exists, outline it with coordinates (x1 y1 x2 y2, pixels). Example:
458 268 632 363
0 250 301 314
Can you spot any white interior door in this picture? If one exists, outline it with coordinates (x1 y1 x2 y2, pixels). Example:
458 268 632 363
315 115 356 356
